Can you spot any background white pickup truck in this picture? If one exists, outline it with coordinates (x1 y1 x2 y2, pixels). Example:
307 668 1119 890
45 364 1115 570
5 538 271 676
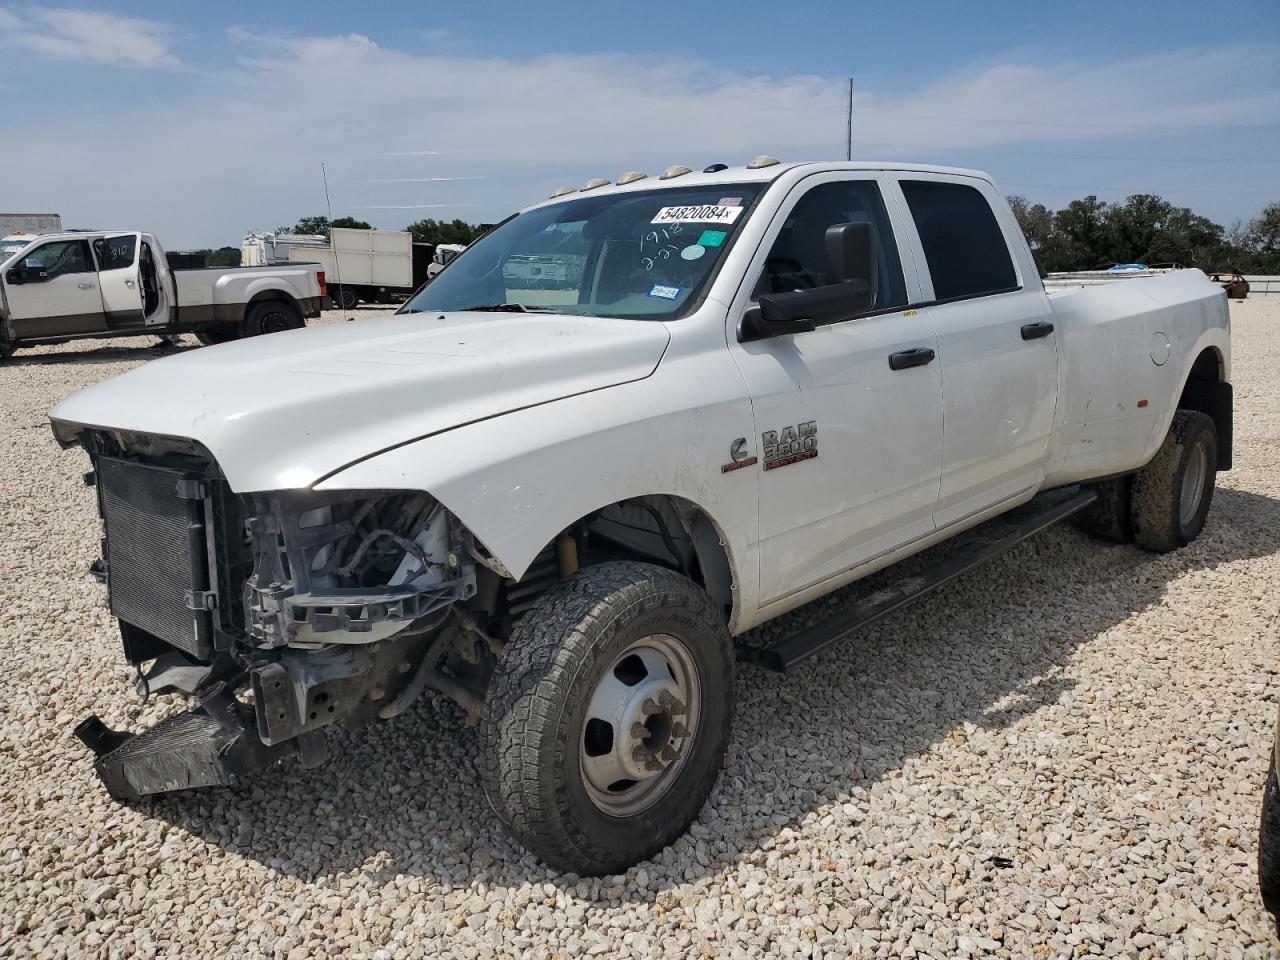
0 230 326 359
50 158 1231 875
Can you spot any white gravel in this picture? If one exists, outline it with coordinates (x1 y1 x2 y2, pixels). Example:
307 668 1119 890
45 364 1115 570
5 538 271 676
2 300 1279 958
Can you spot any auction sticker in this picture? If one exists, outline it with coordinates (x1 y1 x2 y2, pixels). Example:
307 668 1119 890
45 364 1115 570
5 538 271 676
697 229 727 247
648 284 681 300
718 197 743 206
651 204 744 226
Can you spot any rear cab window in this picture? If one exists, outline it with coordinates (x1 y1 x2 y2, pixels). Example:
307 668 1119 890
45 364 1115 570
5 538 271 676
900 180 1018 302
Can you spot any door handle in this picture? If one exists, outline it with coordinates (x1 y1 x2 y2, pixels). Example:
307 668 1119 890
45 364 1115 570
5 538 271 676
888 347 936 371
78 282 95 290
1021 321 1054 340
124 278 136 288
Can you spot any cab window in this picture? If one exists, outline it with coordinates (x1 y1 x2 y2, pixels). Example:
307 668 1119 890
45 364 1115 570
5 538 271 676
21 239 94 280
758 180 908 311
96 235 138 271
900 180 1018 301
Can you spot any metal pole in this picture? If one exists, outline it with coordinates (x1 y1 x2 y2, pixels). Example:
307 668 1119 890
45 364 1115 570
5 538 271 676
846 78 853 161
320 162 349 318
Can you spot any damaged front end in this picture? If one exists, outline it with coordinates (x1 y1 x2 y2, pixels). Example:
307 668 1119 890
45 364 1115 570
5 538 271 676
73 430 500 801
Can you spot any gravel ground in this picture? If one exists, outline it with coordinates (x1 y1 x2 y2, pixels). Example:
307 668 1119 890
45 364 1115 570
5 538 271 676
2 300 1279 959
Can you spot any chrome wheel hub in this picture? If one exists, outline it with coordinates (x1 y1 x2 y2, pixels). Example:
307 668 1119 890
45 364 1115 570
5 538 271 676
580 634 700 817
1180 442 1207 527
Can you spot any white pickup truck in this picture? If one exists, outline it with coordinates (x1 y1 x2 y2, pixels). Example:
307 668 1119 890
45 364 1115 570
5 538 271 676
0 230 327 359
50 159 1231 875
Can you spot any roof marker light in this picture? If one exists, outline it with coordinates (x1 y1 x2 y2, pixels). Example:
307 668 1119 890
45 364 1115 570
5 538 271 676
746 154 780 169
549 186 576 198
659 165 692 180
581 177 611 191
616 171 648 184
703 163 728 173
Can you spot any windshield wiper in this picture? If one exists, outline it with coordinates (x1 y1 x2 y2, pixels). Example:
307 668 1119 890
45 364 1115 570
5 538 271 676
460 303 552 313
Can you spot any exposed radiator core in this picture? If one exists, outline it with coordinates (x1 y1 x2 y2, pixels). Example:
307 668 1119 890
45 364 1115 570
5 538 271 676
97 456 213 660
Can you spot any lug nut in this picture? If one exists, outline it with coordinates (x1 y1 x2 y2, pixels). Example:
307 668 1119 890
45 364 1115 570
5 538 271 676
641 698 662 716
671 722 689 739
368 686 385 702
631 722 648 740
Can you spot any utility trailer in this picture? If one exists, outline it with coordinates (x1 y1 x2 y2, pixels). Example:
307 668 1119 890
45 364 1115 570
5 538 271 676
290 228 434 309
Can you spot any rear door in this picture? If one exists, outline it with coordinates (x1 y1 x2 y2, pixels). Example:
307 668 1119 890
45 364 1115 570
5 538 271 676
891 176 1058 529
2 238 104 338
95 232 146 328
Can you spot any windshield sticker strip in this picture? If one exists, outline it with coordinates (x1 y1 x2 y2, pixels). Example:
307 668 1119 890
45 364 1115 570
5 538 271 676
648 284 681 300
651 205 744 226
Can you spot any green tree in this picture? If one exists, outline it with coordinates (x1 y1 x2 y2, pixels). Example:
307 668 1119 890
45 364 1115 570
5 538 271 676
405 217 482 246
1239 202 1280 272
284 215 371 239
1102 195 1225 268
206 246 241 267
1050 195 1110 270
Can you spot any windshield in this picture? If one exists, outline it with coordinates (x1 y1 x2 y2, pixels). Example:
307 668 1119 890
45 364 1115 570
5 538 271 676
402 182 765 320
0 240 31 267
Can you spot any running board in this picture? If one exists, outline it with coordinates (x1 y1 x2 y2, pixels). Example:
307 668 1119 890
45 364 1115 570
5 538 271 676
739 486 1097 672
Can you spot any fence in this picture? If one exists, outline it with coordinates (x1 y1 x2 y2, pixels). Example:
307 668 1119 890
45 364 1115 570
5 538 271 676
1244 276 1280 297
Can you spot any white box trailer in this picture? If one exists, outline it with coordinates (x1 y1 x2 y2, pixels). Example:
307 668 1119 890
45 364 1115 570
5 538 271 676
290 228 433 309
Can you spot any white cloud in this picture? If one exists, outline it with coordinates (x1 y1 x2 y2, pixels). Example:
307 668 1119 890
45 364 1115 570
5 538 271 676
4 31 1277 246
0 6 177 67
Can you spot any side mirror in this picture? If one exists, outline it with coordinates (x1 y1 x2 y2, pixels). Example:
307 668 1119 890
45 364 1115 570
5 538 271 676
824 221 878 298
739 222 880 343
5 268 24 285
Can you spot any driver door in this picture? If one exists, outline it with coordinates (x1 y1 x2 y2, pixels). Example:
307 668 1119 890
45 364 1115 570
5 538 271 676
725 174 944 608
3 238 105 339
95 232 145 328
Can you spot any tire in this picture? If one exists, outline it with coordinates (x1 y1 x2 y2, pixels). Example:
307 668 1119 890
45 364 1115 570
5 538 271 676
1260 761 1280 928
480 561 734 875
0 336 13 361
242 299 304 338
1075 476 1133 543
333 287 359 311
196 326 239 346
1129 410 1217 553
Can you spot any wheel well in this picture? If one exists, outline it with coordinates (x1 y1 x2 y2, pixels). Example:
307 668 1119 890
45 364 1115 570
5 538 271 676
1177 346 1232 470
494 496 736 626
246 291 299 312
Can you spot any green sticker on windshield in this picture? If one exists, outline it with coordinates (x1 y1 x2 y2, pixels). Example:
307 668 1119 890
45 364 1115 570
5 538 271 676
698 229 727 247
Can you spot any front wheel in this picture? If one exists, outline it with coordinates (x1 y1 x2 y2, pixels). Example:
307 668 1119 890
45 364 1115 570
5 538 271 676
480 562 734 875
1130 410 1217 553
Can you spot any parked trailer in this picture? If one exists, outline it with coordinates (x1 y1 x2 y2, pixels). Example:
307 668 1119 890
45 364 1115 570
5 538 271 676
241 232 328 268
290 228 434 309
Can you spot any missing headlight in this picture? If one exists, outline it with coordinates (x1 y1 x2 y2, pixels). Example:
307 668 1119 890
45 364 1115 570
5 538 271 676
243 490 476 647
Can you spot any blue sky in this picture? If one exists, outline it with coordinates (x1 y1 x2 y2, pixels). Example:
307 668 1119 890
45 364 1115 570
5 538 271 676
2 1 1277 248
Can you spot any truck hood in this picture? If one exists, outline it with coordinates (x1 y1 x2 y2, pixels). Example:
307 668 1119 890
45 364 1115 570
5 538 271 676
50 311 670 491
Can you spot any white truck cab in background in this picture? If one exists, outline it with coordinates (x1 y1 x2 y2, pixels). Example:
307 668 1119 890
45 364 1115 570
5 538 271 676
50 159 1230 875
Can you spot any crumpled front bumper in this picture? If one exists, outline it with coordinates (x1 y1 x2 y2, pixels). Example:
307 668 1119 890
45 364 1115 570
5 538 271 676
74 683 321 801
